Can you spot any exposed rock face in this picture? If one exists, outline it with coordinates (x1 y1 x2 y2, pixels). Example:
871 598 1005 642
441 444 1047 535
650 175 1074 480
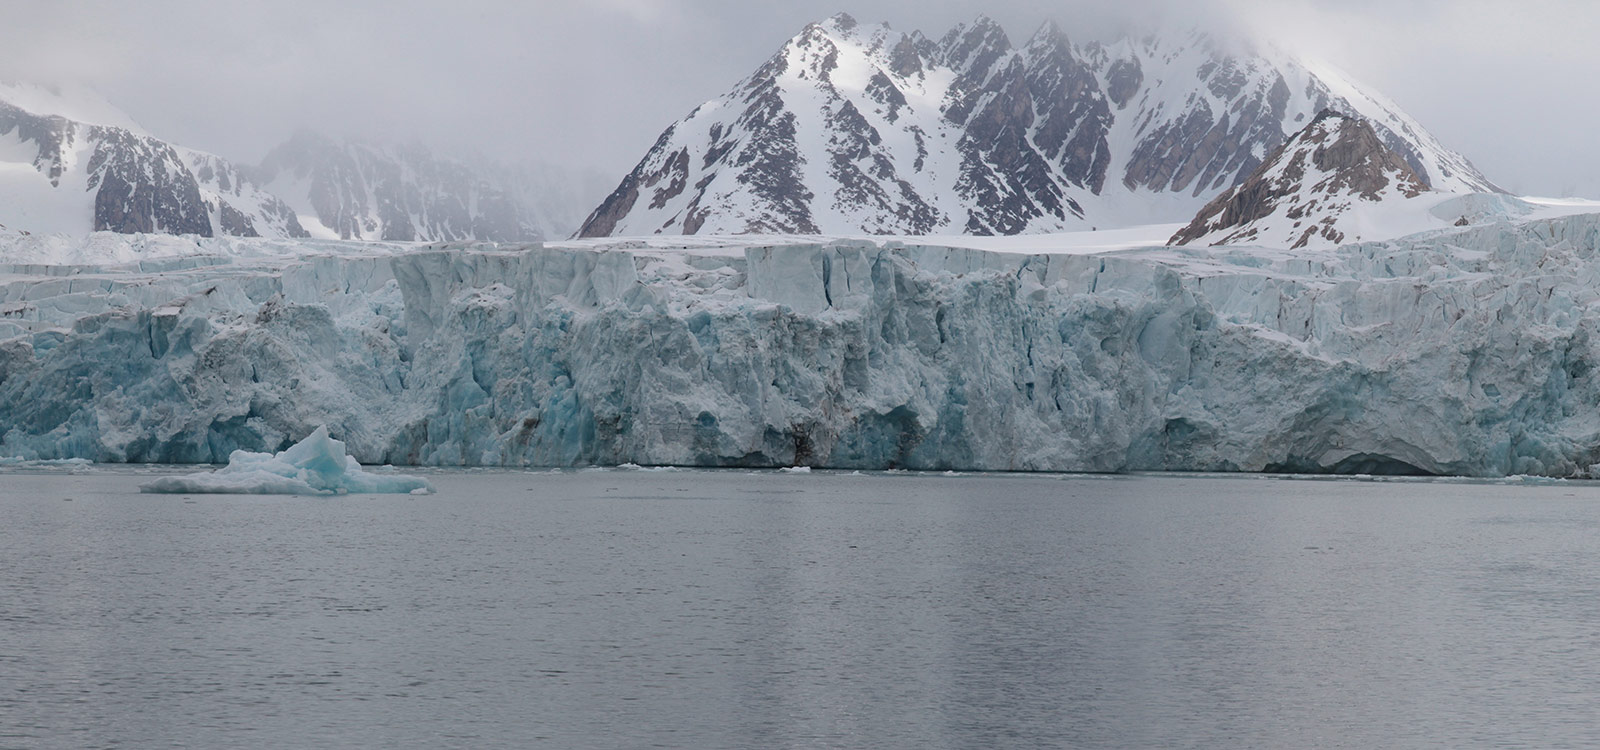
1170 110 1429 249
0 99 307 238
1023 23 1114 195
580 15 1497 238
943 19 1088 234
88 128 214 235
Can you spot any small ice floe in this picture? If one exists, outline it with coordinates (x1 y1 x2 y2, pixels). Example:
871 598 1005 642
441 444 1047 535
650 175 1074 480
607 462 678 472
139 426 433 495
779 466 812 474
1506 474 1567 484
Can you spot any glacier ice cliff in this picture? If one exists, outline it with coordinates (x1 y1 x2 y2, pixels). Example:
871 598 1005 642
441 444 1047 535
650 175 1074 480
6 218 1600 477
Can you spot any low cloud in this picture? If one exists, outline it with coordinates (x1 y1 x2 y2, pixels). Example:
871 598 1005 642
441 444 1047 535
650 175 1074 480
3 0 1597 195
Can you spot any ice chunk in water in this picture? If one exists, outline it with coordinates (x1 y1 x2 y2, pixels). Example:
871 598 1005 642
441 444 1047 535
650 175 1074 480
140 426 434 495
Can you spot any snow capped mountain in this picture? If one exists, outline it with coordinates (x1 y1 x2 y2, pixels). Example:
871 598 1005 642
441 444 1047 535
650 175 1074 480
1169 110 1431 248
251 132 576 243
579 13 1497 238
0 85 604 243
0 88 308 239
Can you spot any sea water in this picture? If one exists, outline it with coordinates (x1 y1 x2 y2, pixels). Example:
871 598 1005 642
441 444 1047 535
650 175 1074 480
2 468 1598 749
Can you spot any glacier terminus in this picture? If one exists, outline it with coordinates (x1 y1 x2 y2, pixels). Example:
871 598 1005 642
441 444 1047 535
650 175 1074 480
5 211 1600 477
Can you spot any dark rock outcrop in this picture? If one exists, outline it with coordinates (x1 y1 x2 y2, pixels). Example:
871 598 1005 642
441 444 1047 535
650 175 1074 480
1170 109 1429 248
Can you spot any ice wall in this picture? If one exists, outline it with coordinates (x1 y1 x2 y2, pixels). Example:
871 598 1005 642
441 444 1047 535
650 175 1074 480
5 219 1600 476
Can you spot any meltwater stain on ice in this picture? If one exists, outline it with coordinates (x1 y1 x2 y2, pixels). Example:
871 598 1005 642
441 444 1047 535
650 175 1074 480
139 426 433 496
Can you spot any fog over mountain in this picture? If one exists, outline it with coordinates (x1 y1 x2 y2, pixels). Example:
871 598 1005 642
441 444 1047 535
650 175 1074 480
4 0 1599 197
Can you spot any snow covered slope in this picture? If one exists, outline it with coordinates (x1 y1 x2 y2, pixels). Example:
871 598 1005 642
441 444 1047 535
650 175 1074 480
0 90 308 239
0 82 148 133
8 214 1600 477
1170 110 1433 248
580 14 1496 238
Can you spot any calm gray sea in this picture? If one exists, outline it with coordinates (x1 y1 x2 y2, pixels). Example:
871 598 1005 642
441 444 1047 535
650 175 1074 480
2 468 1598 749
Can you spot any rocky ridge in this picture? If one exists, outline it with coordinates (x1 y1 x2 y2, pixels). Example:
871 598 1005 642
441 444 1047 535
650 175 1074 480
1169 110 1430 248
1 98 308 238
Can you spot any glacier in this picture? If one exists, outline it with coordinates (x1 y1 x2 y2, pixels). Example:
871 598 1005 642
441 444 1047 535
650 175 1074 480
6 216 1600 477
139 426 433 495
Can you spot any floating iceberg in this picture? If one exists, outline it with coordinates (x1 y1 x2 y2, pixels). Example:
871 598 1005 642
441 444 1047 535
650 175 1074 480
139 426 433 495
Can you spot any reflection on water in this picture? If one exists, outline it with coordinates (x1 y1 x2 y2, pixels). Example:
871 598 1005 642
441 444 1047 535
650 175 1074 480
2 469 1599 748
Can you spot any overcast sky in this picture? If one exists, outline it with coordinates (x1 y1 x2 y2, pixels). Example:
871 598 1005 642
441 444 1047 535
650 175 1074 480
4 0 1596 195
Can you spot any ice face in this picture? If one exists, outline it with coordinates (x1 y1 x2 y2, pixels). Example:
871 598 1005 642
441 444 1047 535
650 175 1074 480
139 426 433 495
6 218 1600 477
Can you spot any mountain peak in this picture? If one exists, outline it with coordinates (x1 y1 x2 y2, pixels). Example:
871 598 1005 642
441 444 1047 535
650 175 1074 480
1169 109 1432 248
1028 20 1067 47
823 12 858 32
940 15 1012 74
578 15 1494 239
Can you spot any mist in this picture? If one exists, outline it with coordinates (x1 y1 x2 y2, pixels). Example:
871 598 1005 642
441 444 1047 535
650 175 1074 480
5 0 1598 195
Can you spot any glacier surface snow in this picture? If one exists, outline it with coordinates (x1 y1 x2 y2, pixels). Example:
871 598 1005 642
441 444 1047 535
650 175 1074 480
6 217 1600 477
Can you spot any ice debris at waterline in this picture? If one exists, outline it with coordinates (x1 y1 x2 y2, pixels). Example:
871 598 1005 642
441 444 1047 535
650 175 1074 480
139 427 433 495
0 456 94 474
0 456 92 467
